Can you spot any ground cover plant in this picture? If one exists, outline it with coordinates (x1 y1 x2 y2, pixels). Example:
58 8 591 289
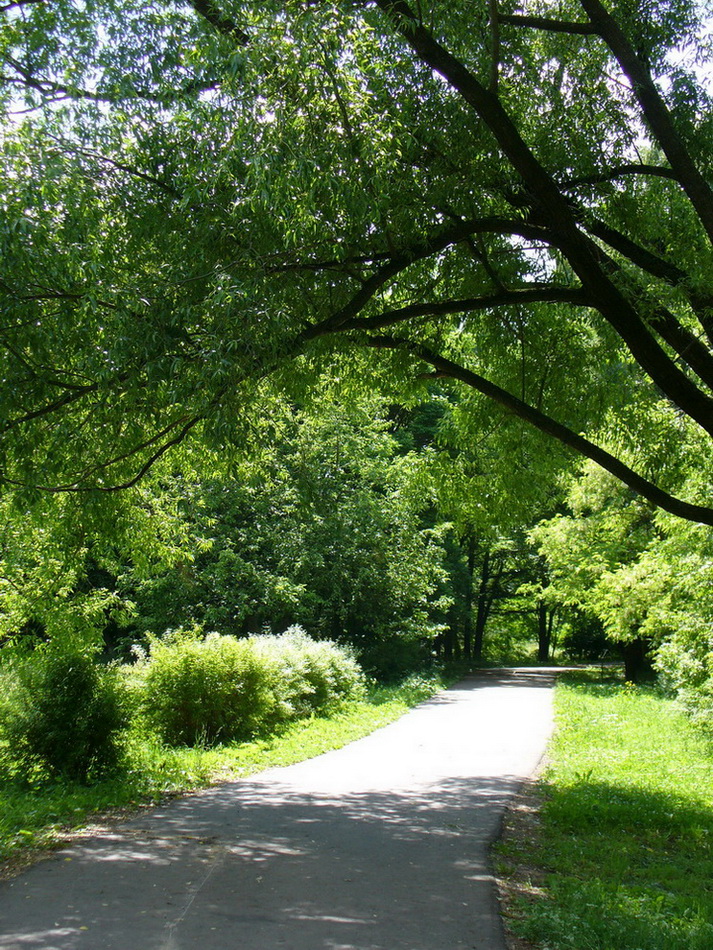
0 667 445 873
497 670 713 950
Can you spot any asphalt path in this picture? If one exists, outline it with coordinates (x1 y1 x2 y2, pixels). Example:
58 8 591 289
0 668 555 950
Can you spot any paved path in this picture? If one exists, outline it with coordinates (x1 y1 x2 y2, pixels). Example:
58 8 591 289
0 669 555 950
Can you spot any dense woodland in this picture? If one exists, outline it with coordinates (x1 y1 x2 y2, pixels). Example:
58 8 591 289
1 0 713 748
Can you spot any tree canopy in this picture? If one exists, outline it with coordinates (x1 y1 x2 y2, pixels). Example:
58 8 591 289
1 0 713 523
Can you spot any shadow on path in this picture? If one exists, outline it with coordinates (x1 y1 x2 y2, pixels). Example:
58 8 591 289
0 669 555 950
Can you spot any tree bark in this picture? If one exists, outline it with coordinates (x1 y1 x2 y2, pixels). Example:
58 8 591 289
537 601 557 662
462 534 476 662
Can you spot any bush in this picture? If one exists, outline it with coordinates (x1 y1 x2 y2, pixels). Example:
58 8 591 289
140 626 365 747
141 631 278 746
252 626 365 717
0 643 128 784
655 633 713 734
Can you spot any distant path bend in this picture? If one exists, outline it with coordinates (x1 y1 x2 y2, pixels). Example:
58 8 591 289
0 668 556 950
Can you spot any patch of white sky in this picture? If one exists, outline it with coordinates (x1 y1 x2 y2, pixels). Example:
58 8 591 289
1 0 106 130
665 4 713 92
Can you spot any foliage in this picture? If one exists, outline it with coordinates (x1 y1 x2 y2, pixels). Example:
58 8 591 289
139 626 366 746
497 672 713 950
556 608 611 661
644 519 713 730
116 393 451 653
0 471 206 649
251 627 366 717
357 634 434 680
1 0 713 749
0 642 128 784
532 463 658 631
533 462 713 710
0 0 712 532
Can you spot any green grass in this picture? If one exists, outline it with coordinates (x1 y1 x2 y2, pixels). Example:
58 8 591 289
498 670 713 950
0 672 444 869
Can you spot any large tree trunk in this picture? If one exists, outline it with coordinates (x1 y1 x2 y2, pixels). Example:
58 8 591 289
537 600 551 663
462 534 477 661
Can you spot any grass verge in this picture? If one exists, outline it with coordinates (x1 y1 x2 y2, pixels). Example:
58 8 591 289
0 672 443 877
496 669 713 950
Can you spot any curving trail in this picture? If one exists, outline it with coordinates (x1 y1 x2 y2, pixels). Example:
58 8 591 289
0 669 555 950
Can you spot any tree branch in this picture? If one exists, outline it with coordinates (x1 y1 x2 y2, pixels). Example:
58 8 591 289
0 0 44 13
1 383 101 433
338 287 591 332
64 145 182 198
559 163 679 189
188 0 250 46
371 0 713 438
58 414 200 487
579 0 713 245
488 0 501 93
0 415 204 493
578 213 713 347
367 334 713 526
1 55 219 106
500 14 597 35
301 216 555 339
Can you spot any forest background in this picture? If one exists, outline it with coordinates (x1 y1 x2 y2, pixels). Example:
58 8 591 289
1 0 713 746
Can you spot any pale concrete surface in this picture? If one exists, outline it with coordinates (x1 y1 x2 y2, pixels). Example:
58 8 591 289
0 668 556 950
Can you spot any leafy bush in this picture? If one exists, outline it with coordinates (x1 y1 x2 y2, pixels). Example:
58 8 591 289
0 643 128 784
140 626 365 747
252 626 365 717
140 630 278 746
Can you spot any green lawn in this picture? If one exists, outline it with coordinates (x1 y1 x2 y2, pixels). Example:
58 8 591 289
0 674 442 870
497 671 713 950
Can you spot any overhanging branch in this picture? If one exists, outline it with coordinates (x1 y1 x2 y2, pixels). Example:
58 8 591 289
500 14 597 35
579 0 713 245
302 216 555 339
188 0 250 46
338 287 591 332
0 415 204 493
370 0 713 439
366 334 713 526
559 164 679 189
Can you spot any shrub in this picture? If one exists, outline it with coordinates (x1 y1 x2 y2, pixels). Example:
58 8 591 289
0 643 128 784
252 626 365 717
140 626 365 747
654 626 713 735
141 630 279 746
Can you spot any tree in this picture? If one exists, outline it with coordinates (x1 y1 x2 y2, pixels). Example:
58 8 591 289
426 380 574 661
117 393 450 657
0 479 192 646
532 462 662 679
1 0 713 525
